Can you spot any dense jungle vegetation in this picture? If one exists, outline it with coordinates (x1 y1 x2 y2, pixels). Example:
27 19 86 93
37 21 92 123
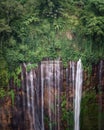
0 0 104 87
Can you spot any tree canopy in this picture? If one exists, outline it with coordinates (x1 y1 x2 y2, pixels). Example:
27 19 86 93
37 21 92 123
0 0 104 87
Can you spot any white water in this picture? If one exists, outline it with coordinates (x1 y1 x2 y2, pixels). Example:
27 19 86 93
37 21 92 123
70 61 75 86
30 70 35 129
21 64 36 130
74 59 83 130
25 69 32 130
41 63 44 130
21 60 83 130
57 60 60 130
54 61 57 130
44 60 61 130
47 61 53 130
70 61 75 107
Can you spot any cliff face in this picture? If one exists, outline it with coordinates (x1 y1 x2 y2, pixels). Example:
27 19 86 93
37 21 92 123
0 96 12 130
0 60 104 130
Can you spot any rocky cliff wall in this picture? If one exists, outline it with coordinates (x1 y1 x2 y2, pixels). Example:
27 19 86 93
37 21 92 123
0 60 104 130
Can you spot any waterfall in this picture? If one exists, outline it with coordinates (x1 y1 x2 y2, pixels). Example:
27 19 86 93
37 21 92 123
21 63 26 112
70 61 75 107
98 60 103 130
21 59 83 130
56 60 61 130
54 61 57 130
30 70 35 129
21 64 36 130
26 67 33 130
47 61 53 130
34 67 41 130
74 59 83 130
40 63 45 130
40 60 61 130
4 57 104 130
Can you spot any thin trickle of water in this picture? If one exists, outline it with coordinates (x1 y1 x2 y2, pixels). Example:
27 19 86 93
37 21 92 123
41 63 44 130
48 61 53 130
72 62 75 88
99 61 103 93
30 70 35 129
54 61 57 130
28 68 35 130
70 61 75 106
45 60 61 130
57 60 60 130
34 67 41 130
74 59 83 130
98 60 103 130
21 63 26 112
26 70 30 110
25 64 33 130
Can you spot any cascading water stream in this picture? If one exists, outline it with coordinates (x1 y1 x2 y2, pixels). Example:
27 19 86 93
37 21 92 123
40 60 61 130
70 61 75 107
98 60 103 130
21 59 83 130
30 70 35 129
74 59 83 130
21 63 26 112
25 68 32 130
46 61 53 130
22 64 36 130
57 60 61 130
34 67 41 130
40 63 44 130
54 62 57 130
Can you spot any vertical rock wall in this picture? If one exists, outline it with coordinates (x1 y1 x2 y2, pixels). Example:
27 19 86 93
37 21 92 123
0 60 104 130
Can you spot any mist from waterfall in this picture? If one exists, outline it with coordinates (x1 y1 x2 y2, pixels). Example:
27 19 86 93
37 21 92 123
74 59 83 130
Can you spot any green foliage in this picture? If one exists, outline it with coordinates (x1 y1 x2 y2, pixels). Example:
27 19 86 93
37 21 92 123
61 95 74 130
8 90 15 105
26 63 38 72
80 90 99 130
0 52 9 86
0 0 104 87
78 0 104 44
10 67 21 87
0 88 6 98
0 88 15 105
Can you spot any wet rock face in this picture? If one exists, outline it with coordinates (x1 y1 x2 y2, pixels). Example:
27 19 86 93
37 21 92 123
83 61 104 92
0 97 12 130
0 60 104 130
